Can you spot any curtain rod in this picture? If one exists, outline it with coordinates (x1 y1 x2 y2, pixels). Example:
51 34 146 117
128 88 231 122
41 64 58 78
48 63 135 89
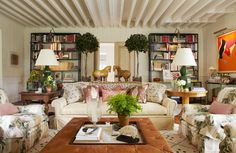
213 27 227 35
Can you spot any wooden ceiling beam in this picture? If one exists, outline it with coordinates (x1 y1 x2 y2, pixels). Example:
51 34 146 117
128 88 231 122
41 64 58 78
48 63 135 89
72 0 90 27
60 0 82 26
134 0 149 27
119 0 125 27
0 9 27 26
84 0 100 27
126 0 137 27
48 0 75 27
142 0 161 27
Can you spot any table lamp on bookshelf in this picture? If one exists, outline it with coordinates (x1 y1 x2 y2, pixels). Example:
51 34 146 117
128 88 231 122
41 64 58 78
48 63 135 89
35 49 59 78
172 48 196 89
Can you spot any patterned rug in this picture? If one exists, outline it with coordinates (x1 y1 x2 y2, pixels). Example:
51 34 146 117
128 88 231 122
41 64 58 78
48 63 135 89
28 124 198 153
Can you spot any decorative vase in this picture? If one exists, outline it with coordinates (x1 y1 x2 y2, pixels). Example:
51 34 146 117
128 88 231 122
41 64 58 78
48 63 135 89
118 114 129 127
46 86 52 93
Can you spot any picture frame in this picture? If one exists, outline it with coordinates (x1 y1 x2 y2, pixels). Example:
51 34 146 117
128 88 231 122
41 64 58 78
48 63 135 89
10 53 19 65
218 30 236 72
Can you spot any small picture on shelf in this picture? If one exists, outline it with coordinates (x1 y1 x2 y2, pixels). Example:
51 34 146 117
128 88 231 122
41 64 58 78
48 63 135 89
54 72 62 81
63 72 75 82
162 70 173 81
152 61 162 71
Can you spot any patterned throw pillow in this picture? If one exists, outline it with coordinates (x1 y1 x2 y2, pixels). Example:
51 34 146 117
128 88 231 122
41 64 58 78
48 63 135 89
83 85 99 103
146 83 166 104
126 84 148 103
63 83 83 104
101 88 126 102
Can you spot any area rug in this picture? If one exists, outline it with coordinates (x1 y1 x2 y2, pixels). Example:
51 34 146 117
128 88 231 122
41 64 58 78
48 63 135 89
27 124 198 153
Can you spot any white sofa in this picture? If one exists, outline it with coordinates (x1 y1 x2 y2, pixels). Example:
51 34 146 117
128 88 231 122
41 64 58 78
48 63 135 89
52 82 177 130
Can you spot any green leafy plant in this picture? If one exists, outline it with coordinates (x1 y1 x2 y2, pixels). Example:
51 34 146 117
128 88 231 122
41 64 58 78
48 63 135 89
107 94 142 116
43 75 54 87
28 70 42 82
125 34 148 78
76 33 99 79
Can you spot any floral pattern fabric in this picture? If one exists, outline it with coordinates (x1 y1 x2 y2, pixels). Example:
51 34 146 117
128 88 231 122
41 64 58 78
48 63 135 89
63 82 83 104
146 82 166 104
0 105 48 153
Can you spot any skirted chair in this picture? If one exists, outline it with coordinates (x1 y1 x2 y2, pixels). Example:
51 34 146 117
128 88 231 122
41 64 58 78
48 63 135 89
0 89 49 153
179 87 236 153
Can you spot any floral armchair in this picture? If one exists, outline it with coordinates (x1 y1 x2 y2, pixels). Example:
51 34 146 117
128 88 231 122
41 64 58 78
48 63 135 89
179 87 236 153
0 89 49 153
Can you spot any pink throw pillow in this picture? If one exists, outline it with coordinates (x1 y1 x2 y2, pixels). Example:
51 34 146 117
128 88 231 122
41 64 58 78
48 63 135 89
83 85 99 103
126 85 148 103
0 103 19 116
209 101 234 114
101 88 126 102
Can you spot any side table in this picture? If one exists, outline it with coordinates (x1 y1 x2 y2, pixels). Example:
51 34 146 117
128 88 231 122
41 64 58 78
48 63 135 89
19 91 61 115
166 89 207 104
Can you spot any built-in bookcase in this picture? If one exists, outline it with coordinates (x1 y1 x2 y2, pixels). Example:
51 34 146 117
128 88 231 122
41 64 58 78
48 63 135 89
148 33 199 82
30 33 81 82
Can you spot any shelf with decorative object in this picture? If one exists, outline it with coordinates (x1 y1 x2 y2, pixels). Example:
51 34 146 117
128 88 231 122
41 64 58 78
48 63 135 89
30 33 81 83
148 33 199 82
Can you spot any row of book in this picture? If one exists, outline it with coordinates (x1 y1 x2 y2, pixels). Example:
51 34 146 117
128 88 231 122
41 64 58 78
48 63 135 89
31 34 77 43
149 35 198 43
31 43 76 51
151 52 198 60
150 43 198 51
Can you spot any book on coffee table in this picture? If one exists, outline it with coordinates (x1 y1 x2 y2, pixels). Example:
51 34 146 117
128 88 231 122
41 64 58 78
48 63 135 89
75 127 102 142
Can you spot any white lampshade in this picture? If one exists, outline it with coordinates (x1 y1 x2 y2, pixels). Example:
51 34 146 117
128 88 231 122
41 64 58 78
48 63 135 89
35 49 59 66
172 48 196 66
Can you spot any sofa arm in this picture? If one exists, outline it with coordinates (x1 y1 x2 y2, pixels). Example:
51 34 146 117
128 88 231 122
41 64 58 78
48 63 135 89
51 97 67 116
220 121 236 153
162 96 177 116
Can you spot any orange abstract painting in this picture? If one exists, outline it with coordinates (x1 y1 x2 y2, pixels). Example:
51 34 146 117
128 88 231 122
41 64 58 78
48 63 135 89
218 31 236 72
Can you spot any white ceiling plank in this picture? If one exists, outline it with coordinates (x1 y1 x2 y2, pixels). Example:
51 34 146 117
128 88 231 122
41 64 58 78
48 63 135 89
72 0 90 26
142 0 161 27
134 0 149 27
48 0 75 26
84 0 100 27
151 0 176 26
126 0 137 27
119 0 125 27
0 9 27 26
60 0 82 26
35 0 67 26
192 0 225 20
182 0 213 21
109 0 116 26
0 0 41 26
12 0 50 26
96 0 105 26
24 0 59 27
171 0 199 20
215 0 236 11
0 4 36 26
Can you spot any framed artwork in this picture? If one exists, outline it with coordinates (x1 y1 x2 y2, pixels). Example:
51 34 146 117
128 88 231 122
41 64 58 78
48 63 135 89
10 53 19 65
218 30 236 72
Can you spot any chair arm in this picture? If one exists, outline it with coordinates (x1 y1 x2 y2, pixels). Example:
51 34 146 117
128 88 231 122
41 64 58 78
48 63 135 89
162 96 178 116
18 104 45 115
51 97 67 116
182 104 210 115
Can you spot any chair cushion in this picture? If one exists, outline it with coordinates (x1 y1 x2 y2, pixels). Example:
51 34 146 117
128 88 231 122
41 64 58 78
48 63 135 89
146 82 166 104
209 101 234 114
0 103 19 116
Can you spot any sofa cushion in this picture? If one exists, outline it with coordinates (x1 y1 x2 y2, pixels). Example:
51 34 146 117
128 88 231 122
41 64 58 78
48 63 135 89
61 101 167 115
146 82 166 104
127 85 148 103
101 88 126 102
0 103 19 116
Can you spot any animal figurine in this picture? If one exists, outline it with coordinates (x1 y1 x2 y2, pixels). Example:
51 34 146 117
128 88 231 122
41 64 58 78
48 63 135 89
113 65 131 82
93 66 111 81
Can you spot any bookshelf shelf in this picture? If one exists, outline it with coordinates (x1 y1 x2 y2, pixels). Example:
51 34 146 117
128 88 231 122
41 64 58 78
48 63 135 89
148 33 199 82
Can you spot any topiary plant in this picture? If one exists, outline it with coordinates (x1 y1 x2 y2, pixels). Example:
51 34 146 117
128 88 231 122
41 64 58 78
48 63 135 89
125 34 148 78
76 33 99 80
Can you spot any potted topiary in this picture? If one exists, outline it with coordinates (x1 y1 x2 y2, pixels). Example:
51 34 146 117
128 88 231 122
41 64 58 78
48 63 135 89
107 94 142 127
76 33 99 81
125 34 148 81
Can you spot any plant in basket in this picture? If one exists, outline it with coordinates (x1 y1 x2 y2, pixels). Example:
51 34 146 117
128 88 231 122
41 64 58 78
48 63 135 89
107 94 142 127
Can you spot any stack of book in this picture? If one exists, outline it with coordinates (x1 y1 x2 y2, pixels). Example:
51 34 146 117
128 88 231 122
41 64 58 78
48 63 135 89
74 127 102 142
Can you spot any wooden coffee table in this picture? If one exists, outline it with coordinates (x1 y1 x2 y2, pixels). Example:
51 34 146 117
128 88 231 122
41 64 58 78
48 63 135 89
40 118 173 153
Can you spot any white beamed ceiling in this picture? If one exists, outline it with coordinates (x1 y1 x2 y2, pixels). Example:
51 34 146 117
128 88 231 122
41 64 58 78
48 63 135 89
0 0 236 28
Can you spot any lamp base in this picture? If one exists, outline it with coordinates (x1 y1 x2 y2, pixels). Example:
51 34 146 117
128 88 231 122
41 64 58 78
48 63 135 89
43 66 51 78
178 66 192 89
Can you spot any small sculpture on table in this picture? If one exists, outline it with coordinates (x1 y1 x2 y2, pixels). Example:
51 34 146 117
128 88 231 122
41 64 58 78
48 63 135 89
93 66 111 81
113 65 131 82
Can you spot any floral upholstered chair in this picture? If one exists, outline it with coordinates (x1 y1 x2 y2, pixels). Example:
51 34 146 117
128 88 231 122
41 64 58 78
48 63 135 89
179 87 236 153
0 89 49 153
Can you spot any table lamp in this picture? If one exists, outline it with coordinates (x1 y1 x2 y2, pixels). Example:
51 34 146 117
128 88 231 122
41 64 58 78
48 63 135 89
172 48 197 89
35 49 59 77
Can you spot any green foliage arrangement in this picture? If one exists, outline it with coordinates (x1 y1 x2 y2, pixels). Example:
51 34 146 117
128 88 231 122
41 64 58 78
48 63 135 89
107 94 142 116
125 34 148 77
28 70 42 82
76 33 99 79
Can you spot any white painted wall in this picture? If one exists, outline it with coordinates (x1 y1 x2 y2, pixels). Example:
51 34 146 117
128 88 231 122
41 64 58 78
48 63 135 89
203 12 236 77
0 29 2 88
24 27 204 84
0 13 25 102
